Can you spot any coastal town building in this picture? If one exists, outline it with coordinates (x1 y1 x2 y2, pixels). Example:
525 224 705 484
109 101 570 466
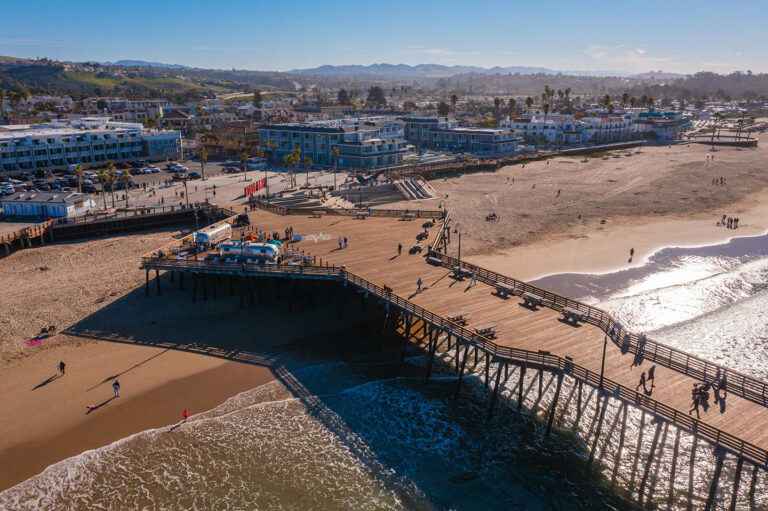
501 113 635 146
0 190 96 217
630 109 692 141
0 117 181 174
259 116 410 168
201 121 260 156
401 116 518 156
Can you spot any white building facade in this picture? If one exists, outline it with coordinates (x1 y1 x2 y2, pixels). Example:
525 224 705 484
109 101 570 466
0 117 180 175
1 191 96 217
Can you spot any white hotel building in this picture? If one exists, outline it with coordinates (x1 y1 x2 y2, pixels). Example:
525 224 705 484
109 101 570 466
501 113 635 146
0 117 180 175
401 116 519 156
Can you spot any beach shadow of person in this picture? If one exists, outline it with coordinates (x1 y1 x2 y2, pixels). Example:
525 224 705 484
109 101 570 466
389 255 398 261
168 419 187 433
32 374 61 390
85 397 115 414
628 257 633 264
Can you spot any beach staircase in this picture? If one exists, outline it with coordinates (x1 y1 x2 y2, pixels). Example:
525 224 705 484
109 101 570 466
395 177 437 200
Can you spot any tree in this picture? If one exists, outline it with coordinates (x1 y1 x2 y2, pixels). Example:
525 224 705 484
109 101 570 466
105 162 117 208
602 94 612 111
121 171 132 207
96 99 108 111
450 94 458 111
253 90 262 108
73 164 84 194
199 147 208 180
241 151 250 182
366 86 387 106
331 145 339 190
97 169 108 210
402 100 416 111
304 155 312 187
507 97 516 118
629 97 637 109
621 92 629 110
337 88 349 105
525 96 534 112
736 110 747 140
437 101 450 116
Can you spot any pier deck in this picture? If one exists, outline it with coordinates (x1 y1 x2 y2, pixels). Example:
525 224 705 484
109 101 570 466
221 209 768 454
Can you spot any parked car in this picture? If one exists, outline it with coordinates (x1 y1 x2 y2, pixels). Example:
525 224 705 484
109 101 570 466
169 164 188 172
223 166 242 173
172 172 185 181
37 183 51 191
21 171 35 181
147 166 160 173
83 171 98 180
129 167 144 175
117 162 132 169
35 169 53 178
60 186 74 192
187 172 202 180
0 176 9 183
81 184 97 193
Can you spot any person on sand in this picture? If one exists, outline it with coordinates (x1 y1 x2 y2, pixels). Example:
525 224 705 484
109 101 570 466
58 361 65 375
344 237 348 249
338 236 343 249
113 380 120 398
417 277 423 293
397 243 402 256
183 410 190 421
630 247 635 258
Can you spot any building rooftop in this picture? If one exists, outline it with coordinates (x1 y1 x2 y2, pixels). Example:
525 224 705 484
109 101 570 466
1 191 90 204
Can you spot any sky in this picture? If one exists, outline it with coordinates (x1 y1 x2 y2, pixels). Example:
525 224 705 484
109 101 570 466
1 0 767 74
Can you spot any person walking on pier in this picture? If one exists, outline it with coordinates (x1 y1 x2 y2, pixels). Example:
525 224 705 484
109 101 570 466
470 272 477 287
689 389 701 419
417 277 423 293
647 364 656 388
636 371 647 392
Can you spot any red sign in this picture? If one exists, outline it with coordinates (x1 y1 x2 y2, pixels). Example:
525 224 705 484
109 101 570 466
244 178 267 197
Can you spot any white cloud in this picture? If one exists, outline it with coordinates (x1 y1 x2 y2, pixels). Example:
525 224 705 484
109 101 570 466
402 47 480 56
581 44 678 70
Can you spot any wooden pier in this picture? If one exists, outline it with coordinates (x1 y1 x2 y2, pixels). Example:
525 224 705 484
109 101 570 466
141 205 768 507
0 221 54 256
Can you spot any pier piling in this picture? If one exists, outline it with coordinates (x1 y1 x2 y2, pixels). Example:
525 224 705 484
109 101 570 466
630 411 646 491
155 269 161 295
517 364 527 411
687 434 699 511
704 449 725 511
454 344 470 400
611 403 629 487
588 394 608 467
638 419 663 503
667 427 682 510
487 361 503 420
545 372 564 436
145 269 149 297
728 457 743 511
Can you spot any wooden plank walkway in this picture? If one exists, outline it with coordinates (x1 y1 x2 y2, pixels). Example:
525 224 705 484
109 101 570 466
236 209 768 453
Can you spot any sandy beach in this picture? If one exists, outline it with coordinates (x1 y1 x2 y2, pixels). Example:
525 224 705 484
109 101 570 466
2 139 768 493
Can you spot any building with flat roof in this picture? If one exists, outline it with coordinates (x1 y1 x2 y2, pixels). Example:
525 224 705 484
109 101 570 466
0 117 180 176
259 116 410 168
501 113 635 146
1 191 96 218
631 109 692 141
401 116 518 156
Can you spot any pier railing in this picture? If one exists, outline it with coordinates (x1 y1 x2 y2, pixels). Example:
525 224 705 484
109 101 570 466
427 250 768 409
139 256 768 468
249 198 445 219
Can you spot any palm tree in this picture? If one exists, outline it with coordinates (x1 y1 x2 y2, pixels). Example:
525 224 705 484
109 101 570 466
735 110 747 140
241 151 250 182
711 112 722 149
525 96 534 112
450 94 458 112
304 155 312 187
121 171 132 207
105 161 116 209
647 97 655 112
557 89 564 110
507 98 516 118
331 145 340 190
621 92 629 110
493 97 501 118
629 96 637 109
74 164 84 194
745 116 756 140
97 169 108 210
199 147 207 180
542 103 551 147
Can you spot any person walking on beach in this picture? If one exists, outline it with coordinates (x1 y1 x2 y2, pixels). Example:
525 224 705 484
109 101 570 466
417 277 423 293
630 247 635 258
636 371 647 392
338 236 343 249
344 237 348 249
58 361 66 375
397 243 402 256
183 410 190 421
113 380 120 398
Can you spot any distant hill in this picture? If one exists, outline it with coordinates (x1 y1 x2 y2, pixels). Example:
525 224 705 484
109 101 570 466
631 70 688 80
103 60 190 69
288 63 628 78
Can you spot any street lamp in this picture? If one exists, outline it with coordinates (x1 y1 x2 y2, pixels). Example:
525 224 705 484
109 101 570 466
454 223 461 263
599 335 607 390
183 177 189 208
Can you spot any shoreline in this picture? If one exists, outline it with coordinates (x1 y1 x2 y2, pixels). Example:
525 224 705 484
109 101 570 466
465 188 768 281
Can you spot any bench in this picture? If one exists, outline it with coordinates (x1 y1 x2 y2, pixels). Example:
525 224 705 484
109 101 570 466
521 292 543 308
446 311 469 325
311 210 325 218
473 323 498 338
409 244 423 254
400 213 416 221
452 265 468 279
353 213 367 220
562 307 583 324
494 282 514 297
427 256 442 266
